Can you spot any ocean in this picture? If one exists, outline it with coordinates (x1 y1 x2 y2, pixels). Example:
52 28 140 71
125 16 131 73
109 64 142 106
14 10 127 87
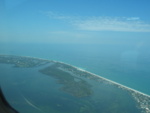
0 42 150 95
0 55 145 113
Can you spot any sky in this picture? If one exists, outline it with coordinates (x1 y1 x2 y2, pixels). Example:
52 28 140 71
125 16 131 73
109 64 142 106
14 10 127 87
0 0 150 44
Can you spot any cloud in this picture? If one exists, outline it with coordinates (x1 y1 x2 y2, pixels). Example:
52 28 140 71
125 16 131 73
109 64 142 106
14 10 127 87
41 11 72 20
48 31 90 38
73 17 150 32
126 17 140 21
43 11 150 32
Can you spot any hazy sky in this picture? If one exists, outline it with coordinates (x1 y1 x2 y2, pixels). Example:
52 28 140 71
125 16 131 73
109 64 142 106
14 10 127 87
0 0 150 44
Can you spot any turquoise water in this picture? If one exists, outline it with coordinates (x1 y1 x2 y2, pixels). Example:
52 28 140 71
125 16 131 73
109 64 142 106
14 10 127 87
0 43 150 95
0 64 63 113
0 59 143 113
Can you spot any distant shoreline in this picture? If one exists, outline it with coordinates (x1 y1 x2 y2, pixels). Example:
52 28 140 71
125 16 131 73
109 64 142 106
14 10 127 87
54 59 150 112
0 54 150 97
58 60 150 98
0 54 150 112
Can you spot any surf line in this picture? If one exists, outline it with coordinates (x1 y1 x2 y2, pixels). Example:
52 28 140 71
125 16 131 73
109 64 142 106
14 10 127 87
57 60 150 98
4 54 148 98
22 95 45 113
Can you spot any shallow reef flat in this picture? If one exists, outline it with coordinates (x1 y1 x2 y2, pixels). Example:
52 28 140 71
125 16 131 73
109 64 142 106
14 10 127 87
0 54 150 113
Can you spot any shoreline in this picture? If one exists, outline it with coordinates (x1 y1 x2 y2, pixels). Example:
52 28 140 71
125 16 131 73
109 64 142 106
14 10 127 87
0 54 150 112
1 54 150 97
58 60 150 98
56 60 150 112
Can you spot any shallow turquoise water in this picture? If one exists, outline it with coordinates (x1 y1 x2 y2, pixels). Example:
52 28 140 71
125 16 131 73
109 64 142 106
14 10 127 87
0 60 142 113
0 43 150 95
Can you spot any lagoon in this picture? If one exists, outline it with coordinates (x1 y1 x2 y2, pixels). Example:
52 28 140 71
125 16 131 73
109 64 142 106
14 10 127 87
0 55 150 113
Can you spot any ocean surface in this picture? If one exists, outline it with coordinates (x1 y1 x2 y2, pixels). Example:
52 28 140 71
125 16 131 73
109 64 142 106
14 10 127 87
0 42 150 95
0 56 145 113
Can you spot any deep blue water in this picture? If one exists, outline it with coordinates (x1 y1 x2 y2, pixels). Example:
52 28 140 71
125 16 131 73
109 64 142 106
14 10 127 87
0 43 150 95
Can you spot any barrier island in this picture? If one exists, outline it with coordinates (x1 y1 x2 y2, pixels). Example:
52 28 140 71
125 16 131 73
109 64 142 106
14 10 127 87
0 54 150 113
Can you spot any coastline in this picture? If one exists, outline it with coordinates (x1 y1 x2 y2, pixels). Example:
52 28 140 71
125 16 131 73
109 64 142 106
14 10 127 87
56 60 150 113
0 54 150 112
58 60 150 98
1 54 150 97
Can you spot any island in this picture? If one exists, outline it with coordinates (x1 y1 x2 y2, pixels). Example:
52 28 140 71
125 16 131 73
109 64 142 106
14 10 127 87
0 54 150 113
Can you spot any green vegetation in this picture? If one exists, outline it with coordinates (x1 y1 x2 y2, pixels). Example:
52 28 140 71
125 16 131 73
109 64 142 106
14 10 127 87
0 55 50 68
0 55 143 113
39 64 93 98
